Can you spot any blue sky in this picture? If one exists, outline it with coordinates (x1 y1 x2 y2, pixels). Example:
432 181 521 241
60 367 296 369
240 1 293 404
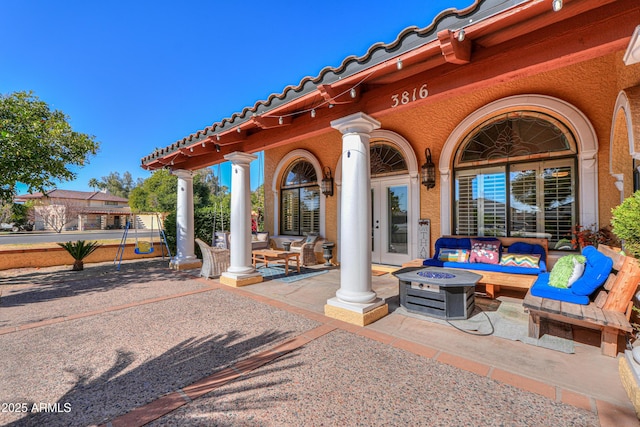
1 0 471 194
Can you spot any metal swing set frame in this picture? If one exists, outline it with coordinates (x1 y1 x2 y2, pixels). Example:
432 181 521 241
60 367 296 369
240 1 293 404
114 213 171 271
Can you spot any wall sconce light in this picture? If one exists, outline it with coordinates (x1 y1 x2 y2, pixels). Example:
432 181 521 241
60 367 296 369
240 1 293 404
421 148 436 189
321 166 334 197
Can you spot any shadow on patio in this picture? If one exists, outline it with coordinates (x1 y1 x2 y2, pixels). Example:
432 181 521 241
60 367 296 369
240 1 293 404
5 329 303 427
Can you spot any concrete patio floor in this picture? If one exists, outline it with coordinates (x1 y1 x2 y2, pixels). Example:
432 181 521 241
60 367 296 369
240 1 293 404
0 258 638 426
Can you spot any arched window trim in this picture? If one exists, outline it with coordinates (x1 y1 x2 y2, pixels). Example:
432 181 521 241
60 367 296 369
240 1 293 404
281 159 318 188
454 111 578 167
369 141 409 177
335 129 420 263
272 149 325 237
610 89 640 200
439 94 598 237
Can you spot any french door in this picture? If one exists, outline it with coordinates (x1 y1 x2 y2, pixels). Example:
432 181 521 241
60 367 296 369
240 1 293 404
371 176 411 266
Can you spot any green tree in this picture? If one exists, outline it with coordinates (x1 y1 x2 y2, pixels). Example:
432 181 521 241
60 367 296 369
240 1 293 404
91 171 135 198
129 169 177 212
0 91 99 202
88 178 101 191
130 168 221 213
0 202 27 226
251 183 265 231
196 167 227 197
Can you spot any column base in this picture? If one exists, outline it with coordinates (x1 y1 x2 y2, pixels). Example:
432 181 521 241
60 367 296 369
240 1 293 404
324 297 388 326
220 271 263 287
169 257 202 271
620 352 640 417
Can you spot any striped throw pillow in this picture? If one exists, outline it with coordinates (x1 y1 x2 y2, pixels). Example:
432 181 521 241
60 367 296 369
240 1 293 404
499 253 540 268
438 249 470 263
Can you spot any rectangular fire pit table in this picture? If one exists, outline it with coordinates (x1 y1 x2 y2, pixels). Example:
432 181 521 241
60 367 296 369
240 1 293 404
252 249 300 276
393 267 482 320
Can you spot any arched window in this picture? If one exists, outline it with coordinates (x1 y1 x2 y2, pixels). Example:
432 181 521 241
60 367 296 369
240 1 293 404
280 159 320 235
370 143 408 177
453 111 578 249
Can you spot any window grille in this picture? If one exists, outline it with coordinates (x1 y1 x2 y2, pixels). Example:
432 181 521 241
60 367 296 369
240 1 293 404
454 112 577 249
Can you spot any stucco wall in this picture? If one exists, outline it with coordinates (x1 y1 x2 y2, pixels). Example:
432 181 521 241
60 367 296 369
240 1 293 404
265 133 342 242
263 50 640 259
0 243 167 270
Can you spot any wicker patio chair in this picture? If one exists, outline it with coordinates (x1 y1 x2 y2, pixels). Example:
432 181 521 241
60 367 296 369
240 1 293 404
195 238 230 279
290 233 321 265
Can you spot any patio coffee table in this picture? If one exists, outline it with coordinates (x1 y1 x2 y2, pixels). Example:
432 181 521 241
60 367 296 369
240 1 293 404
252 249 301 276
393 267 482 320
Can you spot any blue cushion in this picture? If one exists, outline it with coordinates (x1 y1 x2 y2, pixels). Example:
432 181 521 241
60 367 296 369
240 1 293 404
423 258 444 267
530 273 590 304
427 237 546 273
434 237 505 256
433 237 471 256
508 242 547 272
570 245 613 296
442 261 542 275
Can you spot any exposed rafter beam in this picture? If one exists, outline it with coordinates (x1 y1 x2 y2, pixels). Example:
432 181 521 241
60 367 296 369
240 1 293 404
318 84 360 105
200 129 247 147
252 115 292 129
437 29 472 64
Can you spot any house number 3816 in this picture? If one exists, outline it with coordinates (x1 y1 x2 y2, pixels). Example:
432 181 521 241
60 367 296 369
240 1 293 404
391 84 428 108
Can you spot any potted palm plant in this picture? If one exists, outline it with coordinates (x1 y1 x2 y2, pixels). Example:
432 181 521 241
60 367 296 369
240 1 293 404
57 240 102 271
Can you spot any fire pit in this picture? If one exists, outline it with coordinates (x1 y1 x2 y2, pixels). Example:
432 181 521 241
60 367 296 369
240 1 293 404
393 267 481 320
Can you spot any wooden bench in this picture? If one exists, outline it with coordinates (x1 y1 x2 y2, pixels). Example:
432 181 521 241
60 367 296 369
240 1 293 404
523 245 640 357
403 236 548 298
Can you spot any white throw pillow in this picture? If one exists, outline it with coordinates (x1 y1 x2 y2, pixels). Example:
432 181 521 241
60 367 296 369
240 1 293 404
566 257 586 288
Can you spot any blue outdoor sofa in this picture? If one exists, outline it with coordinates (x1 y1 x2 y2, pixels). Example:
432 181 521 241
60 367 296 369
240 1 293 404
523 244 637 357
529 245 612 304
420 235 549 297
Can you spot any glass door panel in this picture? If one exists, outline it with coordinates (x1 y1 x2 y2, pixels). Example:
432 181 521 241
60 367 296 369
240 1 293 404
372 178 411 266
387 185 408 255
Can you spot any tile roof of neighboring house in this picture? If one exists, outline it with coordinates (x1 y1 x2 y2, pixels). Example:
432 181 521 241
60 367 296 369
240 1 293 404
14 189 129 203
82 206 132 215
142 0 520 166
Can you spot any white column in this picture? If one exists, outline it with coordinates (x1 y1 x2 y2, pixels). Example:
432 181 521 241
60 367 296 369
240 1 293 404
328 112 385 311
221 152 262 281
171 169 199 269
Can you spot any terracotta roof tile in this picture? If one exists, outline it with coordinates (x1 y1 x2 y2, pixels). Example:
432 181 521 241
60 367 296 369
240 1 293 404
142 0 524 165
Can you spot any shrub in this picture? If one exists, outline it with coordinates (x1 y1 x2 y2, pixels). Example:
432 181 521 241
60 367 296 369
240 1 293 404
163 210 177 255
57 240 102 271
612 191 640 258
162 206 231 258
570 224 620 249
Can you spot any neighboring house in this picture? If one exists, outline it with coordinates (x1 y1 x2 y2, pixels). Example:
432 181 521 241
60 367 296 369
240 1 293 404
140 0 640 323
14 189 130 231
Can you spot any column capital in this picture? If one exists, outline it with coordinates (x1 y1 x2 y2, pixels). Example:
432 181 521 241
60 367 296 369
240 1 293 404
331 112 381 135
172 169 194 179
224 151 258 165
